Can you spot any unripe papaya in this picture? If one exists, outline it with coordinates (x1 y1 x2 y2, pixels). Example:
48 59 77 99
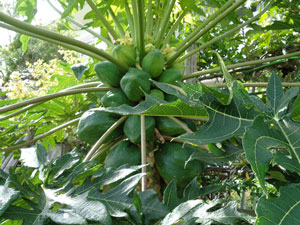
123 115 155 144
156 117 189 136
95 83 107 99
77 110 122 144
155 142 204 185
105 140 141 169
112 45 136 67
158 68 182 86
149 89 164 100
120 68 151 102
94 61 123 87
142 49 164 78
101 89 135 107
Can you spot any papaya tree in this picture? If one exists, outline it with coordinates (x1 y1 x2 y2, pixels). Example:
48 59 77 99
0 0 300 224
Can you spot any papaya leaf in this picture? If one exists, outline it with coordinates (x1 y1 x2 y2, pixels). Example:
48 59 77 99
163 179 181 211
215 52 233 105
16 0 37 23
292 94 300 121
139 189 169 225
20 143 47 168
178 92 256 145
243 116 288 193
186 142 243 165
88 173 144 218
161 199 250 225
256 184 300 225
20 35 31 52
273 152 300 173
0 180 20 217
71 64 88 81
267 72 283 117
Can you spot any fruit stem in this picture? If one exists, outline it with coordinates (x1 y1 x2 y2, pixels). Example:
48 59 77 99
177 2 273 63
83 115 129 162
183 51 300 79
0 87 112 114
108 7 125 37
0 118 80 152
140 115 147 191
155 0 176 48
85 0 119 41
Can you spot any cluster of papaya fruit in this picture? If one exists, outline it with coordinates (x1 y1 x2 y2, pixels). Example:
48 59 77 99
76 44 204 186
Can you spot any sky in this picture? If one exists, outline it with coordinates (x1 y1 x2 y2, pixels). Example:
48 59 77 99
0 0 61 46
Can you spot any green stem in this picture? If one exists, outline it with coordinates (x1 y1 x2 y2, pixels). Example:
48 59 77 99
46 0 114 48
124 1 135 44
0 22 106 62
90 138 124 161
108 7 125 37
176 0 235 51
161 9 188 50
183 51 300 79
0 13 128 71
136 0 145 60
83 115 128 162
131 0 140 53
155 0 176 48
145 0 153 36
212 82 300 88
0 118 79 152
178 2 272 63
85 0 119 41
168 0 246 65
0 87 112 114
168 116 193 134
140 115 147 191
0 82 102 121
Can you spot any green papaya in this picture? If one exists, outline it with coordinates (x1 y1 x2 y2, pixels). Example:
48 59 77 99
94 61 123 87
120 68 151 102
105 140 141 169
156 117 189 136
112 45 136 67
123 115 155 144
77 110 122 144
155 142 204 185
101 89 135 107
142 49 164 78
149 89 164 100
158 68 182 86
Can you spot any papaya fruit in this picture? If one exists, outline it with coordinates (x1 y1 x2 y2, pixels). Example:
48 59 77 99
77 110 122 144
105 140 141 169
112 45 136 67
156 117 190 136
149 89 164 100
94 61 123 87
120 68 151 102
142 49 164 78
101 89 135 107
158 68 182 86
155 142 204 185
123 115 155 144
95 83 107 99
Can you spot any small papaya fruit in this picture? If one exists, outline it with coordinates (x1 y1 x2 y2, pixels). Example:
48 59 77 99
112 45 136 67
105 140 141 169
149 89 164 100
120 68 151 102
94 61 123 87
77 110 122 144
142 49 164 78
123 115 155 144
101 89 135 107
158 68 182 86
